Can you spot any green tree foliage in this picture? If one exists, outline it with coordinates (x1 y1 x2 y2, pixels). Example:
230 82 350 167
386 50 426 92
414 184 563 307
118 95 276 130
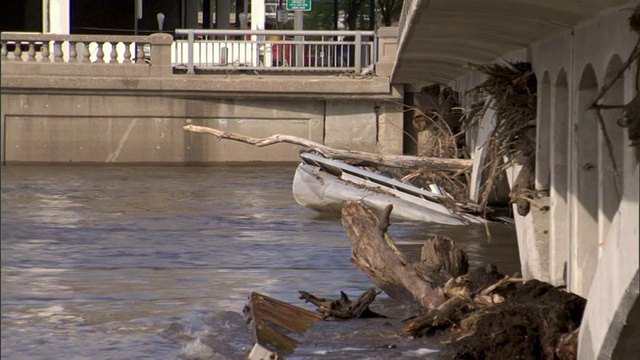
377 0 402 26
303 0 403 30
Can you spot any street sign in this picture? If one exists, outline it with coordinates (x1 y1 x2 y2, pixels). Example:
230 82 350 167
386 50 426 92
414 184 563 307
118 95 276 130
286 0 312 11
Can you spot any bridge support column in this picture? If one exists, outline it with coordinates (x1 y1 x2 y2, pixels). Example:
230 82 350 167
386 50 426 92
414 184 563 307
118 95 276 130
216 0 231 29
43 0 70 34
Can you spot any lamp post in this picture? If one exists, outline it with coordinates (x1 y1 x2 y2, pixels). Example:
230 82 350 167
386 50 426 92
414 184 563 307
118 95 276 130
157 12 165 31
134 0 143 35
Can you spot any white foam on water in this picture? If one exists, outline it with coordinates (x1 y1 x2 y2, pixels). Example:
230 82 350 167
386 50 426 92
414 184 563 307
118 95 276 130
180 337 214 360
404 348 440 357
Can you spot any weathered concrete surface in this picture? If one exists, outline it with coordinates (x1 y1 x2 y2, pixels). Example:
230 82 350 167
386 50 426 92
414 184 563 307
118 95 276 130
1 95 324 163
376 27 399 77
377 100 406 155
578 164 639 360
395 1 639 358
325 101 378 151
0 91 404 163
0 74 396 100
1 68 402 163
393 0 631 84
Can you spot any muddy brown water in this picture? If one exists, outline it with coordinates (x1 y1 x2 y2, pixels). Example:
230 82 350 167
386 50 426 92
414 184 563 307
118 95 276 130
1 166 520 359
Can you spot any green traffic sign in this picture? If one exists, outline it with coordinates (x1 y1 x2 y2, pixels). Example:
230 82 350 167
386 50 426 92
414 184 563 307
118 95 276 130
286 0 311 11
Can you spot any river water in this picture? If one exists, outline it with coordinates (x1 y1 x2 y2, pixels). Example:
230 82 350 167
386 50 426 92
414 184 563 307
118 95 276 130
1 166 520 359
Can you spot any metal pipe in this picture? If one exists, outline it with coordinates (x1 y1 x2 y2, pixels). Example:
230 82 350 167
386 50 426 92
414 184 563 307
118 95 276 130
354 31 361 73
175 29 376 37
187 30 194 74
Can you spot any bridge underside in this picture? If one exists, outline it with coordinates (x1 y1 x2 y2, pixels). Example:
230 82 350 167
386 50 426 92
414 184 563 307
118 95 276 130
393 0 631 85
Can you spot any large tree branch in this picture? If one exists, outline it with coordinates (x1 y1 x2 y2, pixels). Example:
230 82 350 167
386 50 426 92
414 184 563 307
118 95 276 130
183 125 473 172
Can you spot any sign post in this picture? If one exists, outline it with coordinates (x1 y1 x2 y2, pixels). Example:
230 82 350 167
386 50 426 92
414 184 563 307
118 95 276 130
286 0 311 67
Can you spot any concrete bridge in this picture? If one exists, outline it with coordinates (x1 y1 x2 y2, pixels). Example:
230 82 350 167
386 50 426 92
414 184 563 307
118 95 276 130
1 1 639 358
391 1 639 358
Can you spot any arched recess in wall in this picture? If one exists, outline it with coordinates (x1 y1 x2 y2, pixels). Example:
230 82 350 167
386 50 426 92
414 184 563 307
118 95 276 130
599 54 625 252
536 72 551 190
549 69 569 285
572 64 600 297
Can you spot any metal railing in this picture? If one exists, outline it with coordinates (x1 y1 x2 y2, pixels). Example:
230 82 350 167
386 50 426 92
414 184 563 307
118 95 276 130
173 29 376 74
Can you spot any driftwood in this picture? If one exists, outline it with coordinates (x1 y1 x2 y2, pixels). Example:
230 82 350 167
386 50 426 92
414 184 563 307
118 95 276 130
298 288 386 319
244 292 323 357
403 296 475 337
341 201 472 309
183 125 473 172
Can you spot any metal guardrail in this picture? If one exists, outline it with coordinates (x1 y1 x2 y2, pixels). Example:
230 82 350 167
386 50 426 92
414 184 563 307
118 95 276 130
173 29 376 74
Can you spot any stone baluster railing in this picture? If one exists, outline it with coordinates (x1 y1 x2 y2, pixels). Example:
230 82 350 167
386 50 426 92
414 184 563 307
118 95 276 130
68 41 78 62
80 41 91 63
53 41 63 62
0 33 157 65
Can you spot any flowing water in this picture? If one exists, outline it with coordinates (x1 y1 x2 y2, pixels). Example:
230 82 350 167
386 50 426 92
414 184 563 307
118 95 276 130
1 166 520 359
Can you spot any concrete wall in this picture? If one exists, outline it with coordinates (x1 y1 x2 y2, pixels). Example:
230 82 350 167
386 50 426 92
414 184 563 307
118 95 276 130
0 90 405 164
444 4 638 359
1 94 321 163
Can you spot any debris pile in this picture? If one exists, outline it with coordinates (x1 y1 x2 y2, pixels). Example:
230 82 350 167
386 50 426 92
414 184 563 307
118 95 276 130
467 61 539 214
400 85 472 204
341 201 585 359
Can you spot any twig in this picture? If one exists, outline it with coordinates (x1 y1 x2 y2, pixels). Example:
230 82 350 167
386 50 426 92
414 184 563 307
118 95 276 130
594 110 622 201
588 37 640 110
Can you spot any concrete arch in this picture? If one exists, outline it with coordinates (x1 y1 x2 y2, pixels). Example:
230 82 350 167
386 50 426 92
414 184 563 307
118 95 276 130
598 54 625 256
571 63 600 297
549 69 569 285
536 72 551 190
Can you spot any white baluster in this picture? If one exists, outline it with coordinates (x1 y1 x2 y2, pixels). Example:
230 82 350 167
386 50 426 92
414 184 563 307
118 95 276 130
109 42 118 63
53 41 63 62
95 42 105 63
80 42 90 63
123 42 132 63
69 41 78 62
13 42 23 61
40 41 50 62
1 41 8 61
27 42 36 62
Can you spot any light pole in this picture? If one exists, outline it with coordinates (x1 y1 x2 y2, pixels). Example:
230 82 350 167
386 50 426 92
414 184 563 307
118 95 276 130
134 0 143 35
157 12 165 31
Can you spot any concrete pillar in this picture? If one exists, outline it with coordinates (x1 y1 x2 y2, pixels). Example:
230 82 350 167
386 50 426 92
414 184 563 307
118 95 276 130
376 27 398 77
598 56 625 257
549 71 570 286
1 94 6 164
570 65 600 297
378 90 405 155
185 0 199 28
251 0 266 29
216 0 231 29
251 0 266 66
536 74 551 190
149 33 174 77
203 0 210 28
43 0 70 34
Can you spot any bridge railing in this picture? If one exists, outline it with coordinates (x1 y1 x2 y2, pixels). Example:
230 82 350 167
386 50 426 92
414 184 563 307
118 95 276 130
173 29 377 74
1 33 151 64
1 28 397 77
1 32 174 77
